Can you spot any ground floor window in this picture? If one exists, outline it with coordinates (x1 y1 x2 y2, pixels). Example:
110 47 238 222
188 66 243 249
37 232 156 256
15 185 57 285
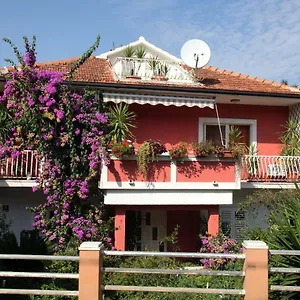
220 207 245 240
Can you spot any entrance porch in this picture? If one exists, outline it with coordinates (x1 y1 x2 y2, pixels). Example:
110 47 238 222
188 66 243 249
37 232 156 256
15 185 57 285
114 205 219 252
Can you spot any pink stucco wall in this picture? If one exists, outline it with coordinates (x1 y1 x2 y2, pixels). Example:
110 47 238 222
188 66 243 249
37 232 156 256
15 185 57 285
130 103 288 156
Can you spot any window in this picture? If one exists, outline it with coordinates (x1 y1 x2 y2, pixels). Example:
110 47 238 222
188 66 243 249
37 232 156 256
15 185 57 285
199 118 257 148
220 207 245 240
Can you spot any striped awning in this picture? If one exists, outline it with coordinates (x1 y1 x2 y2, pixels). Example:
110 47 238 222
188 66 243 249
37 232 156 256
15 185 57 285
102 93 215 109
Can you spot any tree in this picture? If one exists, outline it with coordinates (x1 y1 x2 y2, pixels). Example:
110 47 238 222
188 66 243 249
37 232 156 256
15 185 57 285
0 36 112 251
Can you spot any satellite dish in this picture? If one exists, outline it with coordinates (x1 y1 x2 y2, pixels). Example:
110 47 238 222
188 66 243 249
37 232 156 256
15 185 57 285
181 39 211 68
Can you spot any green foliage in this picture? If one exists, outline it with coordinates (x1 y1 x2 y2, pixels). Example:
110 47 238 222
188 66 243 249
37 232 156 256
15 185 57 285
0 102 12 141
135 47 147 59
162 225 180 252
122 46 136 57
280 120 300 156
159 63 170 76
228 126 242 146
32 240 78 300
192 140 215 156
267 188 300 299
104 256 243 299
108 103 136 143
0 230 50 300
168 142 188 160
136 140 166 177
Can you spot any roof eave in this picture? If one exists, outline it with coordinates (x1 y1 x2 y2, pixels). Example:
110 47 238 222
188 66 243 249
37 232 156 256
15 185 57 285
70 81 300 99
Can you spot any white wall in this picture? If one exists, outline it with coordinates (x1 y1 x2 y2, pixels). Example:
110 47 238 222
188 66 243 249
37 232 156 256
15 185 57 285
220 189 273 239
0 188 45 243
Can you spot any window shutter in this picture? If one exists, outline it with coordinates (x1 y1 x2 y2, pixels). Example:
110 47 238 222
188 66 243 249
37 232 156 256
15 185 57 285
220 209 232 236
234 211 245 240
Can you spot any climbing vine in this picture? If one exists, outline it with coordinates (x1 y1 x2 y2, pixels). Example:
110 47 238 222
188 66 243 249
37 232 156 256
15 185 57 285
0 36 112 250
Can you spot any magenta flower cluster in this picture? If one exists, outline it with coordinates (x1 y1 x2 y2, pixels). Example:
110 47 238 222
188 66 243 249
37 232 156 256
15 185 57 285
200 234 241 269
0 38 111 250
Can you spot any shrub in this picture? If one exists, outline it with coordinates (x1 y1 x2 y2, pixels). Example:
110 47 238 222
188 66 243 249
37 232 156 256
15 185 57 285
168 142 188 160
104 255 243 299
199 234 241 270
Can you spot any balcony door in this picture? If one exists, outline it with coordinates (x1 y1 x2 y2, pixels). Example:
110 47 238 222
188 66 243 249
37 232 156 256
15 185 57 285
141 210 167 252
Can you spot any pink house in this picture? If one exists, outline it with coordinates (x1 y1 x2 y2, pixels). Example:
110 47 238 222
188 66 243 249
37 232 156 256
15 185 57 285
1 37 300 250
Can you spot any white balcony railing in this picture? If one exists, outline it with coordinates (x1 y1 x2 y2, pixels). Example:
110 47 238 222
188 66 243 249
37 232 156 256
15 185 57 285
112 57 195 83
0 150 40 179
241 155 300 182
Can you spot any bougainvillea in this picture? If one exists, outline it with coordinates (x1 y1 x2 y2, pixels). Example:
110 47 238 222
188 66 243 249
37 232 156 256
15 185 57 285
0 36 112 250
200 234 241 269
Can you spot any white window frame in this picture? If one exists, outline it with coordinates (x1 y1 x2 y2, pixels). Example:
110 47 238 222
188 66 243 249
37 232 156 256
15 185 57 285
198 118 257 149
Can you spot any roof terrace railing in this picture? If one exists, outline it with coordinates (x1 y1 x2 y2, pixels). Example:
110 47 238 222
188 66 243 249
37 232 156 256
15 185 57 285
112 57 195 82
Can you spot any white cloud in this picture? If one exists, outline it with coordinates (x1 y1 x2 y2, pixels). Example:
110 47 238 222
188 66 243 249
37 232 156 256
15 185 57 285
113 0 300 84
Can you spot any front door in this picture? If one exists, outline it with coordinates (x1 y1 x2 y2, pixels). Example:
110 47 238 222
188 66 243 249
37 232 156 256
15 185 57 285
141 210 167 251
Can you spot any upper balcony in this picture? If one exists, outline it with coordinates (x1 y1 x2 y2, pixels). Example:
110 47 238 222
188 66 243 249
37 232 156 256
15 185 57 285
100 154 239 190
241 155 300 186
0 150 40 186
112 57 195 83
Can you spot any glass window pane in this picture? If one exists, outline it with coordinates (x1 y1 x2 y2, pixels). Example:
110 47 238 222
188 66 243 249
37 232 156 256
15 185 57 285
206 125 226 146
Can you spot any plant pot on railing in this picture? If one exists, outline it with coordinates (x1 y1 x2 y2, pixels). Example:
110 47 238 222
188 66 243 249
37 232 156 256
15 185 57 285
168 142 188 161
126 75 141 80
136 140 166 178
192 141 216 157
109 140 135 159
151 75 168 81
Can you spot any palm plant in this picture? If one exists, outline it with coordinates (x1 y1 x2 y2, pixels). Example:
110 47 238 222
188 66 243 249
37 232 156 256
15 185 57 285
135 47 146 59
228 125 243 146
280 119 300 156
108 103 136 143
148 56 160 76
159 62 170 76
122 46 135 58
268 186 300 299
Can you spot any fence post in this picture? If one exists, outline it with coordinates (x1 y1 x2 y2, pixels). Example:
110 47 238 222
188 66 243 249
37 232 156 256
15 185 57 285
243 240 269 300
78 242 104 300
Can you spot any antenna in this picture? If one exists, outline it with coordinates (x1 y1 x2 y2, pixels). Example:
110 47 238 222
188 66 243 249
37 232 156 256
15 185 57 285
181 39 211 69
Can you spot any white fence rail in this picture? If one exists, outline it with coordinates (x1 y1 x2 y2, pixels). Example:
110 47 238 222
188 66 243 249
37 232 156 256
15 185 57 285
1 242 300 299
0 253 78 296
242 155 300 182
0 150 41 179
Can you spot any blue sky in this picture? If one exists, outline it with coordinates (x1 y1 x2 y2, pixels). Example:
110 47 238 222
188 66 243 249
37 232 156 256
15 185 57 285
1 0 300 85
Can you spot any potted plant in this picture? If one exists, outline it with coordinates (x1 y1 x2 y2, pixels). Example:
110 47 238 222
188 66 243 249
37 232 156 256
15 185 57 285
245 143 259 176
192 141 215 157
149 57 169 81
109 140 135 159
229 143 247 159
108 103 136 143
168 142 188 160
136 140 166 177
122 46 140 79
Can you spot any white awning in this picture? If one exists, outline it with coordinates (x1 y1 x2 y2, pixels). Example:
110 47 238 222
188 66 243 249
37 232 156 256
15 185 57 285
103 93 215 109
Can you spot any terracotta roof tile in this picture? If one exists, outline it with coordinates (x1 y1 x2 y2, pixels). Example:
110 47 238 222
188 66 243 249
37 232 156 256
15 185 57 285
1 57 300 96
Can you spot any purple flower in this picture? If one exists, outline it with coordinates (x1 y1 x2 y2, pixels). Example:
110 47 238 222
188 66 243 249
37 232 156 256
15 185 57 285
95 112 108 124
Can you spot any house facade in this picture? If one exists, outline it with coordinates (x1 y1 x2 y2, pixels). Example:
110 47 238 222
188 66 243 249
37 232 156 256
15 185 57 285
1 37 300 250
